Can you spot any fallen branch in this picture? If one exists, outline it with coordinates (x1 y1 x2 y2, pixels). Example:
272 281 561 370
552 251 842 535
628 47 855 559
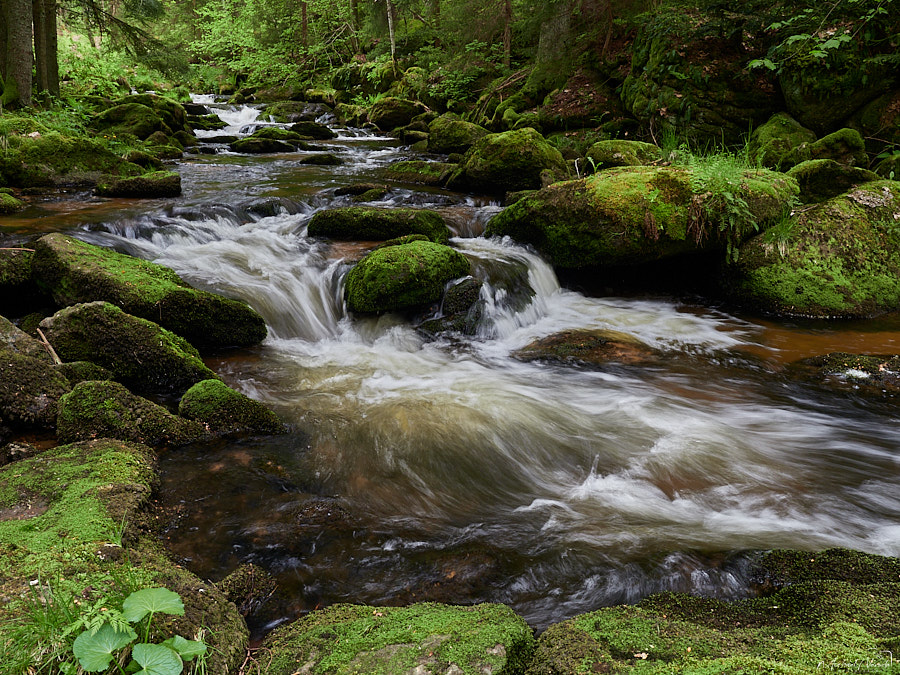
0 247 35 252
35 327 62 366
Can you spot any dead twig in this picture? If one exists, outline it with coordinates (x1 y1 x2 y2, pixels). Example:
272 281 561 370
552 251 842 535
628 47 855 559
35 328 62 366
0 247 35 252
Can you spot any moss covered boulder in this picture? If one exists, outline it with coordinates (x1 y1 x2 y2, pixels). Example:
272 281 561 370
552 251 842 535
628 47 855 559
308 207 452 243
585 140 664 170
0 314 49 361
230 137 298 153
289 120 337 139
748 112 818 169
32 233 267 350
345 240 471 313
724 181 900 318
0 191 25 214
379 160 457 186
485 165 798 269
107 93 191 135
93 102 173 140
448 128 568 195
0 346 70 430
368 97 427 131
57 380 207 446
261 602 534 675
513 329 661 368
40 302 218 395
787 160 880 204
0 439 248 674
178 379 284 435
427 114 490 154
95 170 182 198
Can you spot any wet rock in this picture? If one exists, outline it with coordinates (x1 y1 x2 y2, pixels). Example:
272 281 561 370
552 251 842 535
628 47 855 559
308 206 452 244
297 153 343 166
32 233 267 350
178 379 285 436
416 277 483 336
261 602 535 675
57 380 207 447
266 101 333 123
513 329 660 367
334 183 389 197
216 563 277 616
486 165 798 269
230 137 297 154
790 352 900 395
352 187 390 202
345 240 471 314
95 171 182 198
368 97 428 131
787 160 880 204
426 113 490 155
447 128 568 195
585 140 664 170
288 120 337 139
0 346 71 430
379 160 457 186
202 134 239 144
40 301 218 396
723 181 900 318
0 440 43 466
182 102 211 116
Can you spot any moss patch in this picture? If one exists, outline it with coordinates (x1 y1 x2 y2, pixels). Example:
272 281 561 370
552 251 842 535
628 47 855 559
379 160 457 186
308 206 451 244
261 602 535 675
95 170 182 198
427 114 490 155
585 140 664 170
178 379 284 436
787 160 880 204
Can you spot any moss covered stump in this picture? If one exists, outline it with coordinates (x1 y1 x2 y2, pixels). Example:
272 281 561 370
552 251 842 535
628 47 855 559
178 379 284 435
308 206 452 243
32 233 267 350
40 301 218 395
345 240 471 314
260 602 535 675
57 380 207 446
96 170 182 198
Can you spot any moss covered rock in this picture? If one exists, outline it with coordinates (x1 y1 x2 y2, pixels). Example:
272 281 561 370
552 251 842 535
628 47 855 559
748 112 818 169
0 439 248 674
178 379 284 435
0 192 25 214
0 314 49 361
485 165 798 269
790 352 900 396
308 207 451 243
32 233 266 350
230 137 297 153
40 301 218 395
427 114 490 154
0 248 45 317
345 240 471 313
379 160 457 186
368 97 427 131
56 360 114 385
288 120 337 139
57 380 207 446
724 181 900 318
107 93 190 135
513 329 661 367
261 602 535 675
298 153 344 165
448 128 568 195
93 103 173 140
585 140 664 170
266 101 334 123
95 170 182 198
787 160 880 204
0 346 70 430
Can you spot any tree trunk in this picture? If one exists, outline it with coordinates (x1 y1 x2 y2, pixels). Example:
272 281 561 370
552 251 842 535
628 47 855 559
350 0 359 33
502 0 512 68
301 0 308 48
3 0 32 107
431 0 439 28
33 0 59 97
385 0 397 76
0 0 8 86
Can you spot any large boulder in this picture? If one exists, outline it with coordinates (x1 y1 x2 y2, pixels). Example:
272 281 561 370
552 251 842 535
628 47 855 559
748 112 818 169
345 240 471 313
40 302 218 395
260 602 534 675
426 114 489 154
527 548 900 674
230 137 296 153
178 379 284 435
93 103 173 140
448 128 568 195
57 380 207 447
31 233 267 350
307 207 452 243
723 181 900 318
95 170 182 198
368 97 427 131
108 93 191 135
0 346 70 431
485 165 798 268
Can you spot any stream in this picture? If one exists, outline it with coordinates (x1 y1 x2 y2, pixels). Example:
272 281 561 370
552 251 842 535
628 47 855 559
4 97 900 639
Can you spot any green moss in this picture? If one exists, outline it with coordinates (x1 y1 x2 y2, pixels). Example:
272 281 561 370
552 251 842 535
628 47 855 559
230 137 297 153
178 379 284 435
248 127 310 143
0 347 71 430
427 114 489 154
41 301 218 396
95 170 182 198
585 140 664 170
261 602 535 675
0 315 49 361
93 103 172 140
748 112 817 169
0 192 24 214
345 240 471 314
57 380 207 447
368 97 426 131
308 206 451 243
787 160 880 203
56 360 114 385
379 160 457 186
32 233 267 350
298 153 344 165
288 121 337 140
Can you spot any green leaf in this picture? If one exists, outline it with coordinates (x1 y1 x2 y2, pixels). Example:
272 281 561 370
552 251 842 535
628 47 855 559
161 635 208 661
123 588 185 623
73 623 137 672
131 643 183 675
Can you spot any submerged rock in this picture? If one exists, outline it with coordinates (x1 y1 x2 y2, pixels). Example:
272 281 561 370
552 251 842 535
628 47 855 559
178 379 285 435
32 233 266 350
514 329 660 367
308 206 452 243
57 380 207 447
40 301 218 395
95 170 182 198
485 165 798 269
448 128 568 195
260 602 535 675
724 181 900 318
345 240 471 313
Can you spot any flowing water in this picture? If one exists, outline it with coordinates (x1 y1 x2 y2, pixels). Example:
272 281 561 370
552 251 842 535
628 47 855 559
5 100 900 638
